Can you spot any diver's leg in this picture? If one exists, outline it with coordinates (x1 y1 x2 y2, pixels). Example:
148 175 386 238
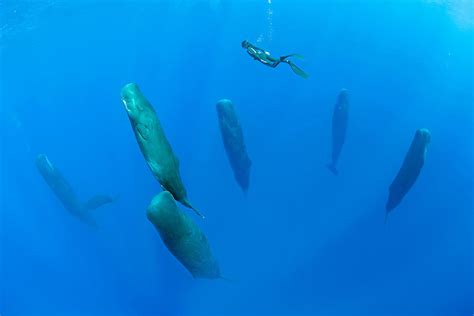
265 55 280 68
270 61 281 68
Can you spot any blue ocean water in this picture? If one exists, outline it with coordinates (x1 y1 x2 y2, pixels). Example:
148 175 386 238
0 0 473 315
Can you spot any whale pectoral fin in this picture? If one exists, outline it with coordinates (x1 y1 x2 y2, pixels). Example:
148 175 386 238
148 160 164 182
149 160 161 173
136 122 151 141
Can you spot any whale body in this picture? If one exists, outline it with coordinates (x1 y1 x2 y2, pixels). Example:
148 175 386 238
36 154 115 221
386 128 431 217
327 89 349 176
216 99 251 192
121 83 202 218
147 191 221 279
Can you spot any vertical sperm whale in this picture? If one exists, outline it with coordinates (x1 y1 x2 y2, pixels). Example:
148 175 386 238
327 89 349 176
216 99 252 192
121 83 203 218
386 128 431 220
147 191 221 279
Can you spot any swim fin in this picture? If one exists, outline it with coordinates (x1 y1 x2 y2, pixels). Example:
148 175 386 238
288 61 309 79
281 54 305 60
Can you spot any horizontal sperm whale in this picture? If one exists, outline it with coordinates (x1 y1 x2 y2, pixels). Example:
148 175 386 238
36 154 115 220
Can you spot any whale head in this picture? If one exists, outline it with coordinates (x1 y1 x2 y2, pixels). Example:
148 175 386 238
338 89 349 104
36 154 55 173
121 83 158 143
121 83 148 121
416 128 431 145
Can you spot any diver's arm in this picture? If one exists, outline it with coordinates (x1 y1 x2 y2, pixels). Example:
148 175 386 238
259 59 273 66
247 47 264 61
246 49 259 60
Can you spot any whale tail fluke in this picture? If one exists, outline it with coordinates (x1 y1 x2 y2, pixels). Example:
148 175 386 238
219 275 236 283
182 198 205 219
75 211 99 228
83 194 115 211
326 163 338 176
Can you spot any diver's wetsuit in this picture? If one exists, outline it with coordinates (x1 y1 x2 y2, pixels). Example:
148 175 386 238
244 42 284 68
247 48 281 67
242 40 309 78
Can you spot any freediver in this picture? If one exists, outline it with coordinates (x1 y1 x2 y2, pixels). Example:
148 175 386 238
241 40 309 79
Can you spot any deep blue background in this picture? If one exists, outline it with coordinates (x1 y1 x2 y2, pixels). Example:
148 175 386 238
1 1 473 315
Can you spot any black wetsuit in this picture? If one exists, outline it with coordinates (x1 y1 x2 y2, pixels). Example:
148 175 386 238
245 43 284 68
